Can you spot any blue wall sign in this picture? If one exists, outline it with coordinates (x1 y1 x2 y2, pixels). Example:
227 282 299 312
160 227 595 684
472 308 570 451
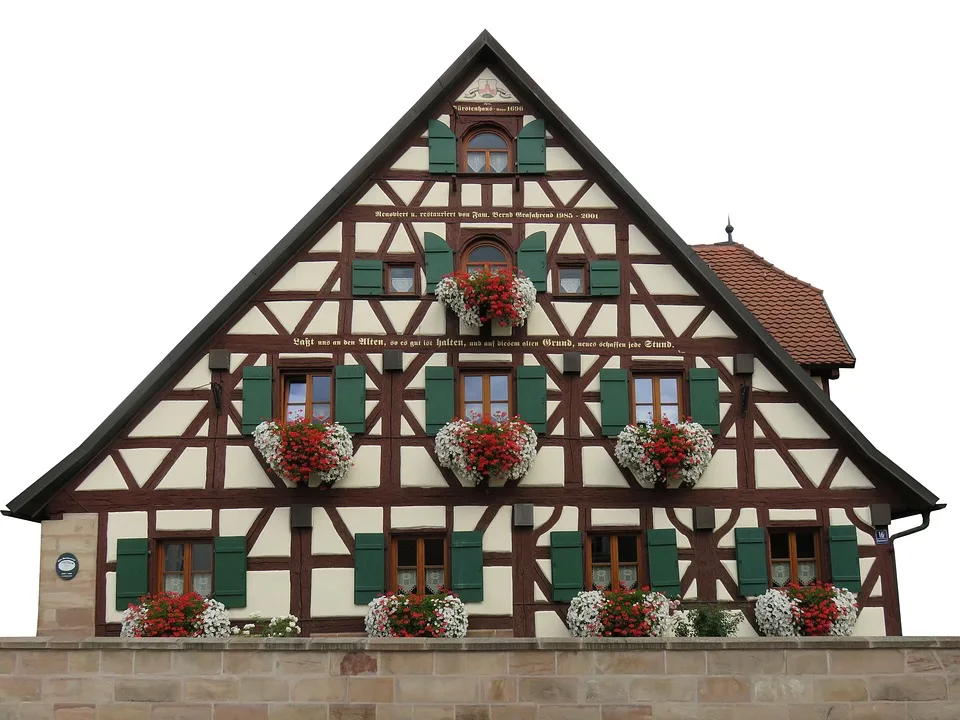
875 528 889 545
55 553 79 580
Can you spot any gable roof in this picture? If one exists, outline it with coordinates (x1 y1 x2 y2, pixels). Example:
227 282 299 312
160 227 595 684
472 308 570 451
4 30 941 521
693 242 856 368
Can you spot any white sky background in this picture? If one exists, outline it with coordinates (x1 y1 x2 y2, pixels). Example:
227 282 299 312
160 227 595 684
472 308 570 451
1 2 957 636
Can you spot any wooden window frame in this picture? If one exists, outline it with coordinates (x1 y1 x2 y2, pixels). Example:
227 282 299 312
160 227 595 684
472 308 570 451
460 127 513 174
586 533 644 591
156 539 214 596
281 370 334 423
460 238 512 274
767 528 823 587
459 369 513 420
554 263 588 296
385 263 419 296
389 534 449 595
631 372 684 424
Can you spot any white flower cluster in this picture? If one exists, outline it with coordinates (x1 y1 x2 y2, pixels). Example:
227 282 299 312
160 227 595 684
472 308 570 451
566 589 673 638
230 612 302 637
435 419 538 486
755 586 860 637
613 421 713 487
434 273 537 329
364 593 469 638
253 420 354 487
120 597 232 638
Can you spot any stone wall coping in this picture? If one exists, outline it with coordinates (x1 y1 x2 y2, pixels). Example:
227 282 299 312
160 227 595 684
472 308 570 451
3 635 960 651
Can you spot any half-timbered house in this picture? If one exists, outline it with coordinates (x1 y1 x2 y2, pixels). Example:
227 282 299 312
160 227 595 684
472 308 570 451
5 32 943 638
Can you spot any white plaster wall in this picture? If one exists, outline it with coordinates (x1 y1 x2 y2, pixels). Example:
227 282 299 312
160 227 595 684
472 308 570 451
652 508 690 549
341 446 381 489
250 508 291 557
628 225 658 255
492 183 512 206
356 185 392 206
547 180 585 205
413 302 446 335
128 401 207 438
156 447 207 490
271 262 337 292
386 180 423 205
756 403 829 439
752 362 786 392
545 147 581 171
789 449 839 487
535 506 578 547
420 182 449 207
695 449 738 489
630 306 662 336
536 558 552 582
453 507 484 533
76 457 127 491
634 264 698 296
238 571 291 619
691 312 737 339
852 606 886 636
227 308 278 335
721 559 739 587
716 580 734 603
390 146 429 171
175 356 211 391
658 306 704 337
311 508 349 555
483 507 512 553
408 355 450 391
535 611 569 638
769 509 818 522
465 567 512 615
220 508 261 539
224 446 275 489
351 301 385 335
575 185 616 208
406 400 426 433
311 568 367 616
581 446 630 487
525 305 558 336
832 458 875 489
155 509 212 531
585 306 618 337
553 302 590 335
556 226 580 254
310 223 342 252
304 302 340 335
717 508 759 548
106 512 147 562
582 224 616 255
119 448 169 487
519 446 565 487
679 562 696 599
380 301 420 335
104 573 124 623
523 181 553 208
591 508 640 527
401 446 448 487
828 508 874 546
391 506 445 529
755 449 802 489
355 223 391 252
338 508 383 537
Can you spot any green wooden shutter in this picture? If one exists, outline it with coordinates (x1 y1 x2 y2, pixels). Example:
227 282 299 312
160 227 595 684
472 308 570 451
354 533 385 604
589 260 620 296
517 365 547 433
335 365 366 434
424 232 454 294
517 231 547 291
689 368 721 433
425 366 455 435
734 528 769 597
241 366 273 435
600 368 629 436
829 525 862 592
214 536 247 609
517 119 546 174
646 529 681 596
550 531 583 602
352 259 383 296
451 531 483 602
115 538 149 611
428 120 456 174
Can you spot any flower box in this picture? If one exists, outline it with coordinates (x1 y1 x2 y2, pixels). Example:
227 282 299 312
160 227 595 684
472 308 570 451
613 417 713 488
755 582 859 637
365 592 468 638
435 268 536 329
253 418 353 488
435 416 537 488
120 591 232 638
567 587 674 638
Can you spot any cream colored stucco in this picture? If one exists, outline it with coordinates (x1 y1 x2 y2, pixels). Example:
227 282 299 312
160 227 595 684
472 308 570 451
310 222 342 252
175 356 211 391
519 446 565 487
242 571 291 619
337 507 383 537
756 403 829 439
355 223 391 252
548 179 586 205
534 585 549 603
721 559 739 587
224 446 275 489
400 446 448 487
716 580 734 602
628 225 658 255
420 182 449 206
219 508 261 539
311 508 350 555
679 562 696 599
484 506 512 553
412 301 446 335
76 456 127 491
128 401 207 438
227 307 278 335
118 448 169 486
262 301 310 334
789 449 838 487
536 558 552 583
390 146 429 171
591 508 640 527
769 509 818 522
523 181 553 207
657 306 703 337
630 305 662 336
582 446 630 487
555 225 580 254
831 458 875 489
388 225 414 253
653 508 691 549
155 447 207 490
535 506 578 546
871 575 883 599
340 446 381 489
545 147 581 171
155 509 212 531
752 362 786 392
691 312 737 339
553 301 590 335
582 224 616 255
526 223 559 246
717 508 759 548
391 505 445 529
525 305 558 336
408 355 450 391
411 222 446 244
828 508 873 546
575 185 616 208
535 611 569 637
249 508 291 557
406 400 426 433
695 449 738 489
304 301 340 334
453 506 484 532
852 606 886 636
585 305 618 337
356 184 393 206
103 573 125 624
492 183 512 206
350 301 384 335
755 449 802 489
460 183 482 206
106 512 147 563
386 180 423 205
465 567 512 616
271 261 337 292
633 264 698 296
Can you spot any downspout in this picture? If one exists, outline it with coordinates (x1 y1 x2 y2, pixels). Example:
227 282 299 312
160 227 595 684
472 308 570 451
889 503 946 542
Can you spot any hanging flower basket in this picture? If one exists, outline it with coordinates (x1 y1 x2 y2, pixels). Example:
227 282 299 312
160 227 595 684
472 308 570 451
120 592 232 638
253 418 353 488
755 582 859 637
613 417 713 488
434 268 537 328
435 416 538 487
365 592 468 638
567 587 675 638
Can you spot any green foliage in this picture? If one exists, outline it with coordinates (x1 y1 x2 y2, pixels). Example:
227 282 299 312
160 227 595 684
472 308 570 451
673 605 741 638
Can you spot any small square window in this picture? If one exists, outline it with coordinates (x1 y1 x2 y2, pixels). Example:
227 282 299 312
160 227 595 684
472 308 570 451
387 265 416 294
557 266 585 295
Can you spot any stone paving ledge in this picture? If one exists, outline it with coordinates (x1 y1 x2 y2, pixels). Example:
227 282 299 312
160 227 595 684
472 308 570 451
1 635 959 651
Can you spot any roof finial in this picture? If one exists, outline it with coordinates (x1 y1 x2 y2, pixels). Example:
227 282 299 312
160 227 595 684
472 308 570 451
725 215 734 242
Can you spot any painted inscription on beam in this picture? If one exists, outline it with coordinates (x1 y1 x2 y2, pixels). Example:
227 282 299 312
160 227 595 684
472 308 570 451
293 336 677 351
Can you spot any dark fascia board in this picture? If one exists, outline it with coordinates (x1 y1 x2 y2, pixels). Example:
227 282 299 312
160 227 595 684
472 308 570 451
4 30 940 519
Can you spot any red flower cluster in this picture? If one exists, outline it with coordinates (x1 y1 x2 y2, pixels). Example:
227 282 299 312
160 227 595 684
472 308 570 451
639 417 696 485
126 591 208 638
446 268 523 326
597 585 659 637
382 590 454 638
272 417 344 486
453 415 528 484
784 582 852 636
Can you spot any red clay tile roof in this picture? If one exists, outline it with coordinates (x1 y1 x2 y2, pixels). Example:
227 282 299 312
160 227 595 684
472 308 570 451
691 242 855 367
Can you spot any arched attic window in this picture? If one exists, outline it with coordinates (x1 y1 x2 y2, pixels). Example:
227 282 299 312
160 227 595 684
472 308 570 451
462 240 511 274
462 128 511 173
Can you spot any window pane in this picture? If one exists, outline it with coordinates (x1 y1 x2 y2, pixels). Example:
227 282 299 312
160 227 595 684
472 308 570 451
770 533 790 559
591 536 612 564
425 568 445 594
287 380 307 405
466 152 486 172
164 574 184 594
591 565 612 590
192 573 212 597
464 376 483 402
312 376 331 402
465 403 484 421
396 539 417 567
771 561 791 588
287 404 305 421
397 568 416 593
634 378 653 404
490 403 509 420
635 405 654 424
796 532 816 558
489 153 508 173
616 536 638 563
558 268 583 294
164 544 185 572
618 564 638 590
661 405 679 423
389 266 415 293
467 245 507 263
489 375 509 401
660 377 678 404
424 538 444 566
192 543 212 572
468 133 507 149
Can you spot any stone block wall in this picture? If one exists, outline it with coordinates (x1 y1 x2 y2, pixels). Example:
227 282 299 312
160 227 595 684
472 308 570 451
1 637 959 719
36 513 98 638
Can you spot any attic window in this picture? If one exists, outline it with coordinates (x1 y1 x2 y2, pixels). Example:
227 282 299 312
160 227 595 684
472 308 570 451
463 130 511 173
463 241 510 274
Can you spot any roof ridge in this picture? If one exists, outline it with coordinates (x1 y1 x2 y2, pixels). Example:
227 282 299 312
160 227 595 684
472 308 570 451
692 240 825 295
